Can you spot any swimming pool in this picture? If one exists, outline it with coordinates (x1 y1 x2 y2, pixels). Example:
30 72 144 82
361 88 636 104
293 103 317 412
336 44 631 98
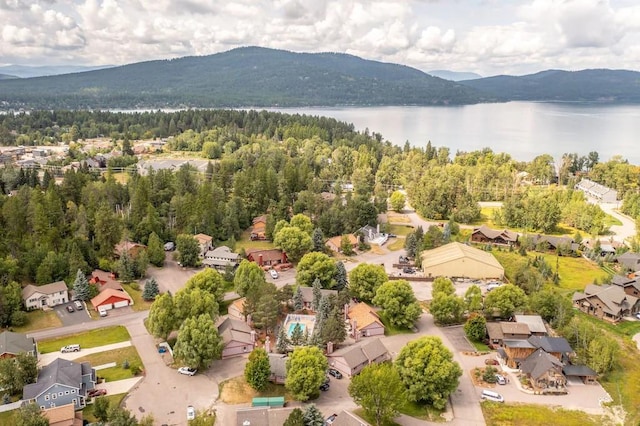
287 322 306 337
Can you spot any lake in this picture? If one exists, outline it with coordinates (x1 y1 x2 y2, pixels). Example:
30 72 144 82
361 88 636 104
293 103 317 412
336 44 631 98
268 102 640 164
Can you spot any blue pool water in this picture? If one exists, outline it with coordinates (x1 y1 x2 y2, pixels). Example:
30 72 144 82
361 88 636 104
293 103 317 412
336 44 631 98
287 322 306 337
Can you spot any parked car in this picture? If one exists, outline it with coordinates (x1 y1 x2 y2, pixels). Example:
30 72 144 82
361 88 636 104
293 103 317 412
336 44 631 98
66 305 75 313
61 344 81 353
484 358 499 365
88 388 107 397
495 374 507 385
402 267 415 274
164 242 176 251
98 307 108 317
319 383 330 392
74 300 84 310
178 367 197 376
269 269 279 279
187 405 195 420
324 413 338 425
486 282 503 292
328 368 343 379
636 312 640 320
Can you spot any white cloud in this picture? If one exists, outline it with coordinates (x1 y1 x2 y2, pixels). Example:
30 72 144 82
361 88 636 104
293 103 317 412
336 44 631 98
0 0 638 75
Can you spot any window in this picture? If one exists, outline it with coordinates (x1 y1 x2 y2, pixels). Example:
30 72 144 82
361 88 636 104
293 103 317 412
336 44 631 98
44 394 50 401
72 398 77 405
65 391 70 395
58 392 63 396
52 393 57 399
40 406 45 410
71 389 76 394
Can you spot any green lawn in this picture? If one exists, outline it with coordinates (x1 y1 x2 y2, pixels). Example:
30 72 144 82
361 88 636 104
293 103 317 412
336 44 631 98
388 224 415 236
10 309 62 333
378 311 415 336
75 346 143 381
82 393 127 422
226 230 275 253
604 214 623 227
122 283 153 311
481 401 607 426
387 237 406 251
471 340 491 352
37 326 131 354
492 250 609 292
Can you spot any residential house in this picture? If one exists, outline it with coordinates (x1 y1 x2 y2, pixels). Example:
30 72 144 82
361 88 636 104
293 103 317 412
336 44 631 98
357 225 388 245
617 252 640 272
90 288 133 312
501 339 537 368
514 315 547 336
0 331 37 359
528 234 579 254
202 246 241 270
22 281 69 310
217 317 256 358
193 234 213 258
236 407 295 426
572 283 640 322
246 249 288 268
486 322 531 347
611 275 640 298
250 216 268 241
471 225 519 246
520 348 567 393
562 364 598 384
299 287 338 312
228 298 246 322
327 338 390 377
23 358 96 411
268 353 287 384
329 410 371 426
42 403 83 426
527 336 573 362
575 178 618 203
347 303 385 339
113 241 146 259
88 270 121 292
326 234 358 253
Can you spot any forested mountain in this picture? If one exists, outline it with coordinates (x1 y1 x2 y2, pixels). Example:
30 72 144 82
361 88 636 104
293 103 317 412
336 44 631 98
0 74 17 80
460 69 640 102
0 47 492 109
428 70 482 81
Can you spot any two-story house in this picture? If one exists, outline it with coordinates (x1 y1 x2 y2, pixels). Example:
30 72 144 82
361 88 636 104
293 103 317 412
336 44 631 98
193 233 213 258
0 331 37 359
23 358 96 411
202 246 241 270
22 281 69 310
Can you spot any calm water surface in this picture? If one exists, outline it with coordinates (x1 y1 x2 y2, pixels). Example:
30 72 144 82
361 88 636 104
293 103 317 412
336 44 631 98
270 102 640 164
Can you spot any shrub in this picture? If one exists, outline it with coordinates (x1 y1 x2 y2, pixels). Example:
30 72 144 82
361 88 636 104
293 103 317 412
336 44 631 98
129 282 140 291
122 359 130 369
483 366 497 383
10 311 27 327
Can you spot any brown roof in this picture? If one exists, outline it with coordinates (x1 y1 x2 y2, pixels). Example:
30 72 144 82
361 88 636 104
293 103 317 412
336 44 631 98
22 281 68 300
500 322 531 335
217 317 254 345
42 403 80 426
252 215 267 225
114 241 146 256
90 270 124 292
486 322 504 341
299 287 338 304
90 288 132 308
348 303 384 331
229 298 246 313
573 284 638 316
473 225 518 243
326 234 358 250
246 249 285 263
328 338 389 369
193 233 213 245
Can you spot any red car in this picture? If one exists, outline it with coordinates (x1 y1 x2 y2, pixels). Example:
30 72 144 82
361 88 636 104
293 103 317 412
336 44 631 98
88 389 107 397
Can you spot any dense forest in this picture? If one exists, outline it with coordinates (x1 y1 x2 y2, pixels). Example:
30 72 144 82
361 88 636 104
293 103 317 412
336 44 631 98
1 110 639 293
0 47 491 110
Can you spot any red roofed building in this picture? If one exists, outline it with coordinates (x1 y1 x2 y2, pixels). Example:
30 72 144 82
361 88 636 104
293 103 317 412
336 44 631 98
89 270 133 312
246 249 288 268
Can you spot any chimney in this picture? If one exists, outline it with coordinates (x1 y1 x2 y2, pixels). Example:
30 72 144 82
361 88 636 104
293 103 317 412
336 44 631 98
258 254 263 266
327 341 334 354
281 251 287 263
377 223 380 234
250 330 256 343
353 319 358 341
265 336 271 353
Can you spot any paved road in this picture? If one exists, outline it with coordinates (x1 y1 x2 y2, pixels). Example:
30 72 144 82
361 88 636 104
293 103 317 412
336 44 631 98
28 310 149 341
599 202 636 244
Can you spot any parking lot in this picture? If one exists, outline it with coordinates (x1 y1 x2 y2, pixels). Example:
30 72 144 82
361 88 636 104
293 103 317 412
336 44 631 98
54 302 91 326
440 325 476 352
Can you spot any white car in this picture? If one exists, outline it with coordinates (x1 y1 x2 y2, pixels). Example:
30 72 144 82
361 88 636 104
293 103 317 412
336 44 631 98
178 367 197 376
269 269 279 279
187 405 195 420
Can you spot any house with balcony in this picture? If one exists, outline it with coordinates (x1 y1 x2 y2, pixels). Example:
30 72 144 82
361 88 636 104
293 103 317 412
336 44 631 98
22 281 69 310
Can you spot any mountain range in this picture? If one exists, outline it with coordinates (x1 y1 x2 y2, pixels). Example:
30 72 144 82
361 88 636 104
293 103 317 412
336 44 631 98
0 47 638 109
0 64 112 79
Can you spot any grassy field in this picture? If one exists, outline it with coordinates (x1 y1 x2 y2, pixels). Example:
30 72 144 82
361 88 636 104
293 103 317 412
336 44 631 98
82 393 127 422
492 250 609 292
226 230 275 252
604 214 623 227
378 311 415 336
122 283 153 311
76 346 143 381
218 376 292 404
387 212 412 224
481 401 608 426
11 309 62 333
37 326 131 354
387 237 406 251
388 224 415 236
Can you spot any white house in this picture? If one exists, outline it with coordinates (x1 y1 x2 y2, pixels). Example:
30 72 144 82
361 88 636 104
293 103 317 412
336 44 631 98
22 281 69 310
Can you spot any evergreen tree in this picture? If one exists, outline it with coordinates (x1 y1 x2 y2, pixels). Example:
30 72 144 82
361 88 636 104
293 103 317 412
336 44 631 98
293 286 304 311
277 327 290 353
73 269 90 301
290 323 305 346
283 408 305 426
147 232 165 267
312 228 325 252
312 278 322 311
142 277 160 301
404 233 417 258
334 261 348 291
303 404 325 426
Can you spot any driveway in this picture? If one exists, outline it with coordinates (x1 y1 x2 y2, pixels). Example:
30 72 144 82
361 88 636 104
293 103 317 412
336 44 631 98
599 202 636 243
38 341 133 366
440 326 476 353
123 317 219 426
54 302 92 326
146 253 199 295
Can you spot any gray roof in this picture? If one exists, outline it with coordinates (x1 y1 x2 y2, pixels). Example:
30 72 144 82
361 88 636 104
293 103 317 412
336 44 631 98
617 252 640 271
514 315 547 334
503 339 536 349
530 234 578 251
573 284 638 316
204 246 240 261
486 322 503 341
527 336 572 354
268 353 288 378
332 410 371 426
0 331 36 356
23 358 89 400
472 225 519 243
236 407 295 426
299 287 338 304
217 317 254 345
22 281 68 300
328 338 389 369
520 348 563 380
562 365 597 377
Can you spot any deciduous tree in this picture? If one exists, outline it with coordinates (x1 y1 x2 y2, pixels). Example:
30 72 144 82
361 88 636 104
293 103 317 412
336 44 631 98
429 293 464 325
184 268 225 302
349 363 405 426
234 260 267 297
296 252 337 289
395 336 462 409
349 263 387 303
174 287 219 323
285 346 328 401
372 280 422 328
147 232 165 267
274 226 313 262
176 234 200 267
463 285 483 313
283 408 304 426
244 348 271 391
147 293 175 339
483 284 528 318
464 313 487 342
174 314 223 370
14 402 48 426
389 191 406 212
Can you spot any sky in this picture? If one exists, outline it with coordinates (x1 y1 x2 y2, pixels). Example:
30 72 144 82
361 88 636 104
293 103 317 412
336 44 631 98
1 0 639 76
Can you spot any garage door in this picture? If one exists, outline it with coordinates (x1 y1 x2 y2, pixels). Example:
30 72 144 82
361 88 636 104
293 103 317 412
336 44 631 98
114 300 130 309
101 303 114 310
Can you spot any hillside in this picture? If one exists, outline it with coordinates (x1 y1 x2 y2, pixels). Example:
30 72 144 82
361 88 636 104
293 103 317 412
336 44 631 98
0 65 112 78
0 74 18 80
428 70 482 81
0 47 491 109
460 69 640 102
